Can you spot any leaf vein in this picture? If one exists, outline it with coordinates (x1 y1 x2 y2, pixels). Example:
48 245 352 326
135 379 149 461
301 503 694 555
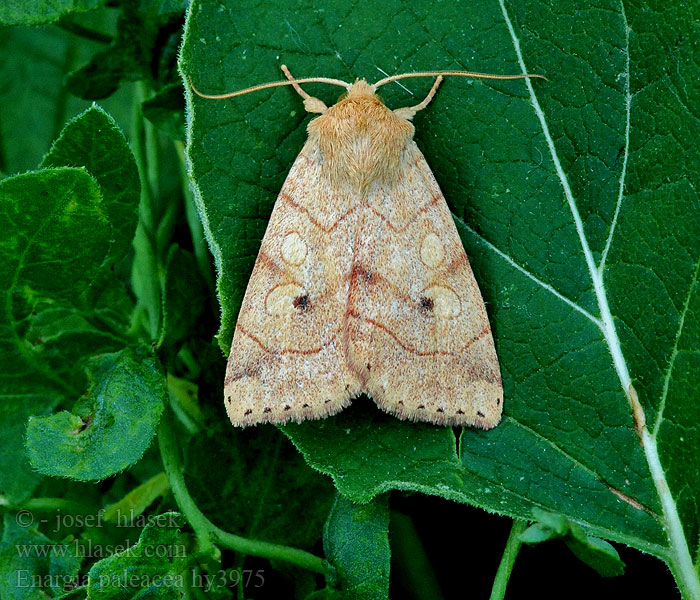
599 11 631 273
497 1 700 594
653 246 700 438
454 216 602 327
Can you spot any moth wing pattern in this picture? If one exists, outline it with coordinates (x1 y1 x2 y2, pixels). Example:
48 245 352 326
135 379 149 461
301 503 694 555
346 141 503 428
224 141 363 426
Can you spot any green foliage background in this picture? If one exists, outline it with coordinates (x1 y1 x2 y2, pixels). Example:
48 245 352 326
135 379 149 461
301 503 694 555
1 0 699 598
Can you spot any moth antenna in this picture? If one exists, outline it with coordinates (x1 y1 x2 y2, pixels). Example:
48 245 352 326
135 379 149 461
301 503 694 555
394 77 443 121
281 65 329 114
281 65 313 100
188 70 351 100
374 70 547 89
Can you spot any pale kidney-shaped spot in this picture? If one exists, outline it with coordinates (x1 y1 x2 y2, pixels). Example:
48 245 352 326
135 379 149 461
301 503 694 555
420 233 445 268
425 285 461 318
281 232 307 265
265 284 305 315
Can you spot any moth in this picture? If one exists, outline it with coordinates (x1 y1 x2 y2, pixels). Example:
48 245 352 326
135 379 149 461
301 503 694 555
191 66 542 429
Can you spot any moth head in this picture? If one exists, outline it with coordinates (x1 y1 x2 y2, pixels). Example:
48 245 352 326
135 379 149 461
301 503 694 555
345 79 377 99
331 79 383 111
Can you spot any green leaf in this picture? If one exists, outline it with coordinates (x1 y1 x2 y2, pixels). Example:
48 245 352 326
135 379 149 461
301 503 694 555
160 245 206 347
26 348 166 481
0 168 110 397
323 495 390 600
87 512 189 599
0 396 61 505
41 105 140 271
0 0 102 26
185 424 334 550
0 164 133 503
0 513 81 599
182 0 700 595
66 0 186 100
282 402 463 503
0 21 134 175
521 510 625 578
142 82 185 141
0 168 108 307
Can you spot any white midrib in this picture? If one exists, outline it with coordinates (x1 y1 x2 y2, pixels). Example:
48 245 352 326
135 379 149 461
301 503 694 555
498 1 700 597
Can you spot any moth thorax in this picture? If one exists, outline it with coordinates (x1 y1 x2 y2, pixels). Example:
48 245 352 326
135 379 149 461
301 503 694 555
310 94 414 190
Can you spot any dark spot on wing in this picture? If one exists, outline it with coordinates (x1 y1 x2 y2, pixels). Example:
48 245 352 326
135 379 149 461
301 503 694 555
419 296 434 311
293 294 310 311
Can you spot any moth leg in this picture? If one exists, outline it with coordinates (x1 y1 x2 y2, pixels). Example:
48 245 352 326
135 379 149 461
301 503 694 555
394 76 443 120
281 65 328 114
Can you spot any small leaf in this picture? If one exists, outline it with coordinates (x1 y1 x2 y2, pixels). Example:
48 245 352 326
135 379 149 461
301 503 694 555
519 511 569 543
521 510 625 578
87 512 189 599
41 105 140 271
567 534 625 579
26 348 166 481
323 494 390 600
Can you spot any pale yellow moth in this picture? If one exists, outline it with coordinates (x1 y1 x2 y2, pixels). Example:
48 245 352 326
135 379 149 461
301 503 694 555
191 66 544 429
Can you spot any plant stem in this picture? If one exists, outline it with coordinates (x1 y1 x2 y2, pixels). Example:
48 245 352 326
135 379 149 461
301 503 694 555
157 410 327 574
489 519 527 600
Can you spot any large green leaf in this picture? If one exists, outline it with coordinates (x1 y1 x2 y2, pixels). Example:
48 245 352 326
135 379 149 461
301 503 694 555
0 105 141 483
520 509 625 578
181 0 700 596
0 150 136 503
